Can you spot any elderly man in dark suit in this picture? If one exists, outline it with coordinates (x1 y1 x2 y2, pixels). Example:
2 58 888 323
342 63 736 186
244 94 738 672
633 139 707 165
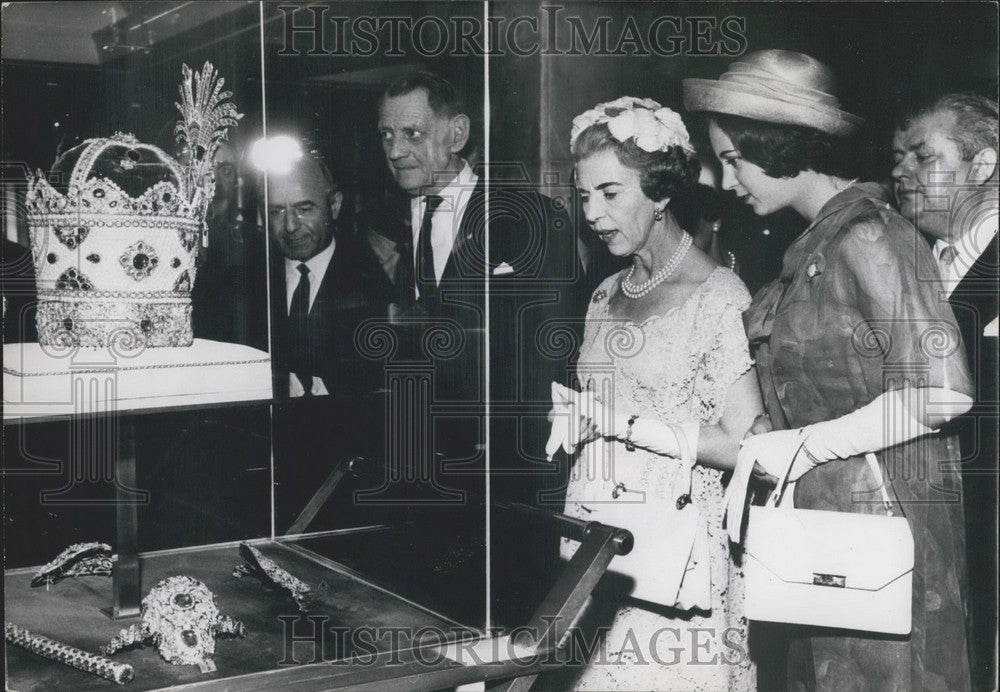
378 72 580 624
377 70 578 483
892 92 999 690
265 153 387 399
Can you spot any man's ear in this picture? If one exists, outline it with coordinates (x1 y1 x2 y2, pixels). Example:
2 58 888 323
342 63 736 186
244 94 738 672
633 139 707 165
329 190 344 220
969 147 998 186
448 114 471 154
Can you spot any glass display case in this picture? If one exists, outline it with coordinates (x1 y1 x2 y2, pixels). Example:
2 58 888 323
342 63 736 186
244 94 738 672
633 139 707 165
9 2 994 689
1 3 623 689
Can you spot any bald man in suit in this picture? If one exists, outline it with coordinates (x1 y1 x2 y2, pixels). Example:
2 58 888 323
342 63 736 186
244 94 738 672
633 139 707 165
264 155 387 399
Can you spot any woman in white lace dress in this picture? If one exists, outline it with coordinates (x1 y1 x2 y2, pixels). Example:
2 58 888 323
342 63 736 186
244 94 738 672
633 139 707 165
548 97 763 691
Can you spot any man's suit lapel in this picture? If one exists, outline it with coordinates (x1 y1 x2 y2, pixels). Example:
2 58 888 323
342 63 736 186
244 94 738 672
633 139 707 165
308 243 340 319
958 233 999 287
951 234 999 314
441 178 486 282
948 234 999 378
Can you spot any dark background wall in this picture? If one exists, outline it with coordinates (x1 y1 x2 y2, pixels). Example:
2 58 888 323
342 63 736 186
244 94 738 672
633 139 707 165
492 2 999 186
3 0 997 564
490 1 998 292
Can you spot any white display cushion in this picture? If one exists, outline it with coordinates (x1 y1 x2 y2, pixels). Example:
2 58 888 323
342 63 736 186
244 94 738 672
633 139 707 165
3 339 272 419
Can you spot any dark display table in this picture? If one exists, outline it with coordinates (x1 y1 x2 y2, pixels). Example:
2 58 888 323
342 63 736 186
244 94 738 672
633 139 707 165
5 510 632 691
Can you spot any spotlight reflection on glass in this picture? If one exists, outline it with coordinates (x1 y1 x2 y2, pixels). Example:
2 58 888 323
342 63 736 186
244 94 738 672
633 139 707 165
249 136 303 175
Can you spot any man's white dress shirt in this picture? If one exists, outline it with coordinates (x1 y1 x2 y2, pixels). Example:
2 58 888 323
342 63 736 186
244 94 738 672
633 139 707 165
409 162 479 299
284 238 336 396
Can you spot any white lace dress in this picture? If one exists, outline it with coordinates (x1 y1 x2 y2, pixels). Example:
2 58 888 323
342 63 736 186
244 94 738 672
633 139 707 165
558 267 756 691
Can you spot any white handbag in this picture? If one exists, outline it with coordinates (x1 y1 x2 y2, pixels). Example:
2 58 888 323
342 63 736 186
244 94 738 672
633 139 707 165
742 452 914 635
592 432 712 610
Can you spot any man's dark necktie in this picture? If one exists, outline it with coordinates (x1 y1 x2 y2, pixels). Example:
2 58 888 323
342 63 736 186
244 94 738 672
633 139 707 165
415 194 443 306
289 263 312 396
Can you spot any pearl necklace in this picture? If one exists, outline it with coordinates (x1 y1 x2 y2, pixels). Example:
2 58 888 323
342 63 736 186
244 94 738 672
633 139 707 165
621 232 693 299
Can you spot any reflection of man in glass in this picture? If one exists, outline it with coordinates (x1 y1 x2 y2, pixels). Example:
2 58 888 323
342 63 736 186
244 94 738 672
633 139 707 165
214 143 240 202
262 144 386 398
206 143 242 265
191 141 268 349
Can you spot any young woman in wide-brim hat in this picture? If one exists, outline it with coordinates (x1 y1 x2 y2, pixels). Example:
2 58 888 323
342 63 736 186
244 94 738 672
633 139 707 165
685 49 975 691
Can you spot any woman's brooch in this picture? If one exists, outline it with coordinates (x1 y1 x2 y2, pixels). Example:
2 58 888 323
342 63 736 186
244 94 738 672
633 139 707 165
806 252 826 279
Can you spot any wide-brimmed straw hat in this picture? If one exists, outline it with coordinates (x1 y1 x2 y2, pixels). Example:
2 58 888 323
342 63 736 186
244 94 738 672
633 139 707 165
683 50 862 136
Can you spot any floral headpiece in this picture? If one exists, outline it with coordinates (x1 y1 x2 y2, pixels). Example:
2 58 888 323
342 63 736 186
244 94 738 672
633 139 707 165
570 96 694 154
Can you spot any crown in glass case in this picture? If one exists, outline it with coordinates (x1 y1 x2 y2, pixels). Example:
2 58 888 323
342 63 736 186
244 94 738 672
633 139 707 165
25 62 242 348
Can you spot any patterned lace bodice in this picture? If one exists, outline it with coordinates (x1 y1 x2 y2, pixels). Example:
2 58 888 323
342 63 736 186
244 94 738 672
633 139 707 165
560 266 756 691
568 267 753 503
580 266 752 427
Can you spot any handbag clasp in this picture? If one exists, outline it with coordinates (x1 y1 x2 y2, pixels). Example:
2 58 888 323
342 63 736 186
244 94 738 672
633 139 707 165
812 573 846 588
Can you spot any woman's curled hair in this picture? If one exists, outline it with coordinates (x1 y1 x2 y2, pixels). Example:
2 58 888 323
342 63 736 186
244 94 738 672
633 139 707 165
710 113 856 179
572 122 700 202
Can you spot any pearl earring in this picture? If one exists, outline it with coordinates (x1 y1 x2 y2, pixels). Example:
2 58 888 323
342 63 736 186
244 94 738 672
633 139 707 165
654 208 664 221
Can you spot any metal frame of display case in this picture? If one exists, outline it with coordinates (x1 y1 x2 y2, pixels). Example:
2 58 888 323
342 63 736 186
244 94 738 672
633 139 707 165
4 495 632 690
171 508 634 691
4 360 633 690
3 398 273 619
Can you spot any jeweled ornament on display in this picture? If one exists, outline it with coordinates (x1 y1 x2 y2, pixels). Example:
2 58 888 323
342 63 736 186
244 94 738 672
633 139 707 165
6 622 135 685
102 576 245 669
25 62 242 348
233 542 311 611
31 542 113 587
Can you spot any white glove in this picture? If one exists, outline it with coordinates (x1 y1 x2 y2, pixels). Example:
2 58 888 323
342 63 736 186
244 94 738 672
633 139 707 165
724 389 951 543
545 383 612 460
738 428 814 482
723 428 811 542
544 384 570 461
544 382 699 461
801 390 936 462
545 383 577 460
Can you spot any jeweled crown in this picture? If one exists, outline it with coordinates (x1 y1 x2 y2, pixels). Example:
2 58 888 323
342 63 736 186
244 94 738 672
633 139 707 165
25 62 242 348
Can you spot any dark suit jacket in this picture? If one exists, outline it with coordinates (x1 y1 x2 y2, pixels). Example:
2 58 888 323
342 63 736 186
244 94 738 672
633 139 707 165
395 178 583 462
949 234 999 406
368 178 581 487
946 232 998 686
376 176 584 623
269 237 388 399
947 233 999 478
